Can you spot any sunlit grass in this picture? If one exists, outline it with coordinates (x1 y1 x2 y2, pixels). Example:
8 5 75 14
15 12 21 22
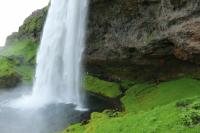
0 40 38 64
62 78 200 133
0 57 17 77
0 40 38 84
84 75 121 98
122 78 200 112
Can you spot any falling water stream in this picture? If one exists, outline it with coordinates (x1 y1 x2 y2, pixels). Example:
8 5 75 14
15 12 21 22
10 0 89 110
32 0 89 109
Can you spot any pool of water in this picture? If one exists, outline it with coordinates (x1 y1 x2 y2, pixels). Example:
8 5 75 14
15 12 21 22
0 85 114 133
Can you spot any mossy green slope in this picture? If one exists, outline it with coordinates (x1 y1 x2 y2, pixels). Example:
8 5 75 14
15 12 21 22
85 75 121 98
0 57 21 88
0 40 38 85
6 6 48 44
62 97 200 133
61 78 200 133
0 57 16 77
122 78 200 112
1 40 38 65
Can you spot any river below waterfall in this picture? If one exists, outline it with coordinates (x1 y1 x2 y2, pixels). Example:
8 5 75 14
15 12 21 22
0 86 114 133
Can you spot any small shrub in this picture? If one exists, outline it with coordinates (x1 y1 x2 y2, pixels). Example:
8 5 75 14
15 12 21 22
191 103 200 110
182 109 200 127
103 110 119 118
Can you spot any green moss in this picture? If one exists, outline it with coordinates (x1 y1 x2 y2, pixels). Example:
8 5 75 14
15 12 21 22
0 57 16 77
84 75 121 98
1 40 38 65
18 7 48 38
62 78 200 133
120 80 136 90
0 40 38 84
14 65 35 84
61 124 86 133
0 57 21 88
122 78 200 112
62 97 200 133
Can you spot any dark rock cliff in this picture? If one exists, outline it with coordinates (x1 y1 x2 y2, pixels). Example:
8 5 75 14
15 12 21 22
6 0 200 81
86 0 200 81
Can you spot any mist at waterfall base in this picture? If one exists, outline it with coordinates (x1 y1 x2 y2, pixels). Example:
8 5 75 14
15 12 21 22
0 0 109 133
0 86 113 133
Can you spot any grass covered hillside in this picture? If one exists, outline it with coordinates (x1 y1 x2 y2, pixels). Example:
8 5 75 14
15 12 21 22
62 78 200 133
0 40 38 86
84 75 121 98
1 40 38 65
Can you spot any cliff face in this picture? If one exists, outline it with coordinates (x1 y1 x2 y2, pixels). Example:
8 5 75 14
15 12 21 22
86 0 200 81
6 0 200 81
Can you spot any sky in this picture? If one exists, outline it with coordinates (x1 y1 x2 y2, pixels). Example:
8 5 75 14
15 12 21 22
0 0 49 46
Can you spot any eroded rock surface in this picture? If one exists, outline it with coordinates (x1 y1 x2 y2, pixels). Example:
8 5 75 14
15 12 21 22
86 0 200 81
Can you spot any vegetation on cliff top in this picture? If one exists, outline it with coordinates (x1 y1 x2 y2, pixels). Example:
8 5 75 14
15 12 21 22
6 6 48 44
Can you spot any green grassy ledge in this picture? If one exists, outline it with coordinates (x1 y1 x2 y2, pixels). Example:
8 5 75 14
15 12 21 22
122 78 200 112
61 78 200 133
62 97 200 133
1 40 38 65
0 40 38 85
84 75 121 98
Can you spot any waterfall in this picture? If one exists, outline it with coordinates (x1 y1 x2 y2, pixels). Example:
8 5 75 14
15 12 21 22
9 0 89 110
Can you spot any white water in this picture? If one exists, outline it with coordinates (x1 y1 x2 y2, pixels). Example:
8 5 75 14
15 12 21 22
9 0 89 110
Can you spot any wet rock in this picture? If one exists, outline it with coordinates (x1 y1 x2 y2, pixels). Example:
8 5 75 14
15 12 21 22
0 74 21 88
85 0 200 81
